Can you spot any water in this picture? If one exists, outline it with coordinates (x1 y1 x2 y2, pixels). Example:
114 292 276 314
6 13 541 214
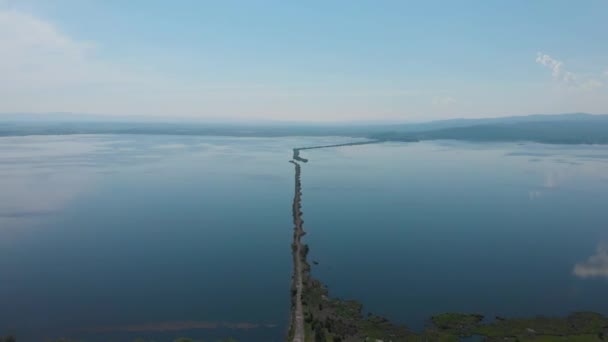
1 136 608 340
0 134 351 341
303 141 608 330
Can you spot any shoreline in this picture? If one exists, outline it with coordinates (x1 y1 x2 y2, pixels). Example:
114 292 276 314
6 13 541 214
288 160 306 342
285 142 608 341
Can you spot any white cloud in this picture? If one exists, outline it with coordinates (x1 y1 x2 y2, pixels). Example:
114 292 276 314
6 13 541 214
0 7 605 121
0 9 140 90
573 244 608 279
0 8 421 120
0 8 190 118
535 52 603 91
535 53 568 82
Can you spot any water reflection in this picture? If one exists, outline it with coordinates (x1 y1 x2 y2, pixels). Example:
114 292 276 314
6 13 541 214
0 135 228 231
544 171 560 189
574 244 608 279
0 136 144 232
528 190 543 200
0 134 354 341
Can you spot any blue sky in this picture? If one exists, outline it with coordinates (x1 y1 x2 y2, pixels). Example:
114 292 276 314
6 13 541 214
1 0 607 122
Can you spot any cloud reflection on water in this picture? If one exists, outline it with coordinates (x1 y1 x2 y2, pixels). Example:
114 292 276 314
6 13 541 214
0 136 139 231
574 244 608 279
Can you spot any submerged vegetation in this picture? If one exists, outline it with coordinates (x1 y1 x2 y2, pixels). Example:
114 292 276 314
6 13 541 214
293 243 608 341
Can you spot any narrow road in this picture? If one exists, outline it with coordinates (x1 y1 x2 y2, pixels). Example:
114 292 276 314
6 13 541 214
288 141 378 341
289 160 305 342
295 140 378 151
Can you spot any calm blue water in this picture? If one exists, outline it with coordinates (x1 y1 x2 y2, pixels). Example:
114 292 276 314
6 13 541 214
1 136 608 340
303 141 608 330
0 135 353 341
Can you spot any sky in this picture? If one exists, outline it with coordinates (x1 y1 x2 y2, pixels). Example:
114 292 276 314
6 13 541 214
1 0 607 122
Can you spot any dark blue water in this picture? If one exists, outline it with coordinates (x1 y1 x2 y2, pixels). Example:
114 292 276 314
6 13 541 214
303 141 608 330
0 135 352 341
1 136 608 340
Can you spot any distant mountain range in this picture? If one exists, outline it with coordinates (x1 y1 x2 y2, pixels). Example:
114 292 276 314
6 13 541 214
369 113 608 144
1 112 608 144
375 112 603 131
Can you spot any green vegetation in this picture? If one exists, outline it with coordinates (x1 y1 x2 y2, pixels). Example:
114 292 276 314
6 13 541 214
473 312 608 340
295 300 608 342
431 312 484 335
290 142 608 341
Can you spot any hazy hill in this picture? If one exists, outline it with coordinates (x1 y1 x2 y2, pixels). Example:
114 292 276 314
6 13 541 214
1 112 608 144
370 114 608 144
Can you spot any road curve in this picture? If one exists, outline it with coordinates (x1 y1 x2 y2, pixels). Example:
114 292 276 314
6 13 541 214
288 141 379 342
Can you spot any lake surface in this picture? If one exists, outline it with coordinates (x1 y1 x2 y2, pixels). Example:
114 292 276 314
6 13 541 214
1 135 608 341
303 141 608 330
